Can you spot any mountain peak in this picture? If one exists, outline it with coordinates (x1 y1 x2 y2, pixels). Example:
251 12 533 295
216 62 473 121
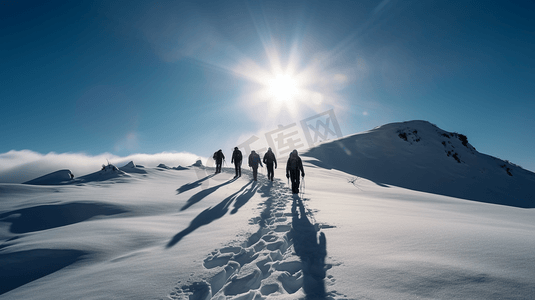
122 161 136 168
305 120 535 208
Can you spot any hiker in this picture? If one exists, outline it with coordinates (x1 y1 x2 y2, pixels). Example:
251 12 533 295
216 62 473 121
248 150 263 181
231 147 243 178
263 147 277 181
286 149 305 194
213 149 225 174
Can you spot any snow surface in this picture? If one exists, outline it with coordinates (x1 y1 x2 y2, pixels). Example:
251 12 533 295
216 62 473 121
23 169 74 185
1 121 534 299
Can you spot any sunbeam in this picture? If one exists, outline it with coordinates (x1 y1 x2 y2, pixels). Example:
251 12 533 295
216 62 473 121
267 73 298 103
233 47 328 122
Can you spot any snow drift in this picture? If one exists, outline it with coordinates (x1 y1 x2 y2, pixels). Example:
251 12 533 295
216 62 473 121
23 169 74 185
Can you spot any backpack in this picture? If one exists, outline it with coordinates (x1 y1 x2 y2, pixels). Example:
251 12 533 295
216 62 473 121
266 151 275 163
235 150 242 161
213 151 223 162
250 153 261 167
288 156 298 170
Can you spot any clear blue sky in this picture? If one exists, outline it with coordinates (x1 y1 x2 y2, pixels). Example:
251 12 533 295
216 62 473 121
2 0 534 172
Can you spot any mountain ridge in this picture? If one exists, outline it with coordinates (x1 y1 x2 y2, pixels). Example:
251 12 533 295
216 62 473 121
305 120 535 208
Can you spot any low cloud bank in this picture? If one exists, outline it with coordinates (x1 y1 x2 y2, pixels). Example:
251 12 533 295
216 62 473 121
0 150 204 183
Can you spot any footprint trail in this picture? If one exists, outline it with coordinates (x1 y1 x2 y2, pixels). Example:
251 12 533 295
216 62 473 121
167 174 343 300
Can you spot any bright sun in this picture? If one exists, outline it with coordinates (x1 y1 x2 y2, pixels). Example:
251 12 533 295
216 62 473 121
267 74 299 103
233 52 322 118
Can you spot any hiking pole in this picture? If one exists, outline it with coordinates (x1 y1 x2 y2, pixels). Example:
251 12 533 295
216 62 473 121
301 176 305 196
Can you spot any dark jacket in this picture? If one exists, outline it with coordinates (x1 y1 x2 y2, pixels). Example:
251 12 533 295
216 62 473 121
263 150 277 168
286 151 304 177
213 150 225 163
231 149 242 164
248 152 263 168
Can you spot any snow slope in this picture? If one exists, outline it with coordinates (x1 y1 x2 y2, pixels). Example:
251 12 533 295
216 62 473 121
23 169 74 185
1 121 534 299
306 120 535 208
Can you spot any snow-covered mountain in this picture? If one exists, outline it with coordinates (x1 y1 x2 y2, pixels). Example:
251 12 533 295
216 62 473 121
1 121 534 299
306 120 535 208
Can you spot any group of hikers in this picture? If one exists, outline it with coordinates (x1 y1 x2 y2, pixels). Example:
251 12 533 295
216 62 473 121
212 147 305 194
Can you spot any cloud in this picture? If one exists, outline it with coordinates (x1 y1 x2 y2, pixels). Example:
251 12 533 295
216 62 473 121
0 150 204 183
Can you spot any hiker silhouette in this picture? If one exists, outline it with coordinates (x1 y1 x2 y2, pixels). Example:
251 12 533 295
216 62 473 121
231 147 243 178
263 147 277 182
248 150 263 181
286 149 305 194
213 150 225 174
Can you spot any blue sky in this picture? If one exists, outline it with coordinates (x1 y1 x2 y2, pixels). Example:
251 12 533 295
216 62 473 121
1 0 534 173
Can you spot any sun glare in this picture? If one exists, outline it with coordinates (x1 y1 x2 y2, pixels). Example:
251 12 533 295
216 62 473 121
267 74 299 103
233 45 334 120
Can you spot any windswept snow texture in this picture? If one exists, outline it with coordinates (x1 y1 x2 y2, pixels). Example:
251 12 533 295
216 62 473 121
72 163 129 184
119 161 147 174
1 123 534 299
0 202 127 234
306 120 535 208
158 164 189 170
23 169 74 185
0 249 87 295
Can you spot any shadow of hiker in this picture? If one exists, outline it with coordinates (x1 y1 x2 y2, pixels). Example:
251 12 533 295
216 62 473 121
176 174 215 194
291 196 327 300
167 181 253 248
180 177 238 211
231 181 260 214
257 180 273 196
253 181 278 229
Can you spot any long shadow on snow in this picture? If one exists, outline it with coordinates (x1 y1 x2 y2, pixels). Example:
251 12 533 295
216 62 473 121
254 180 276 229
291 197 327 300
0 248 87 295
176 174 215 194
231 181 260 214
180 176 237 211
0 202 127 234
167 181 255 248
